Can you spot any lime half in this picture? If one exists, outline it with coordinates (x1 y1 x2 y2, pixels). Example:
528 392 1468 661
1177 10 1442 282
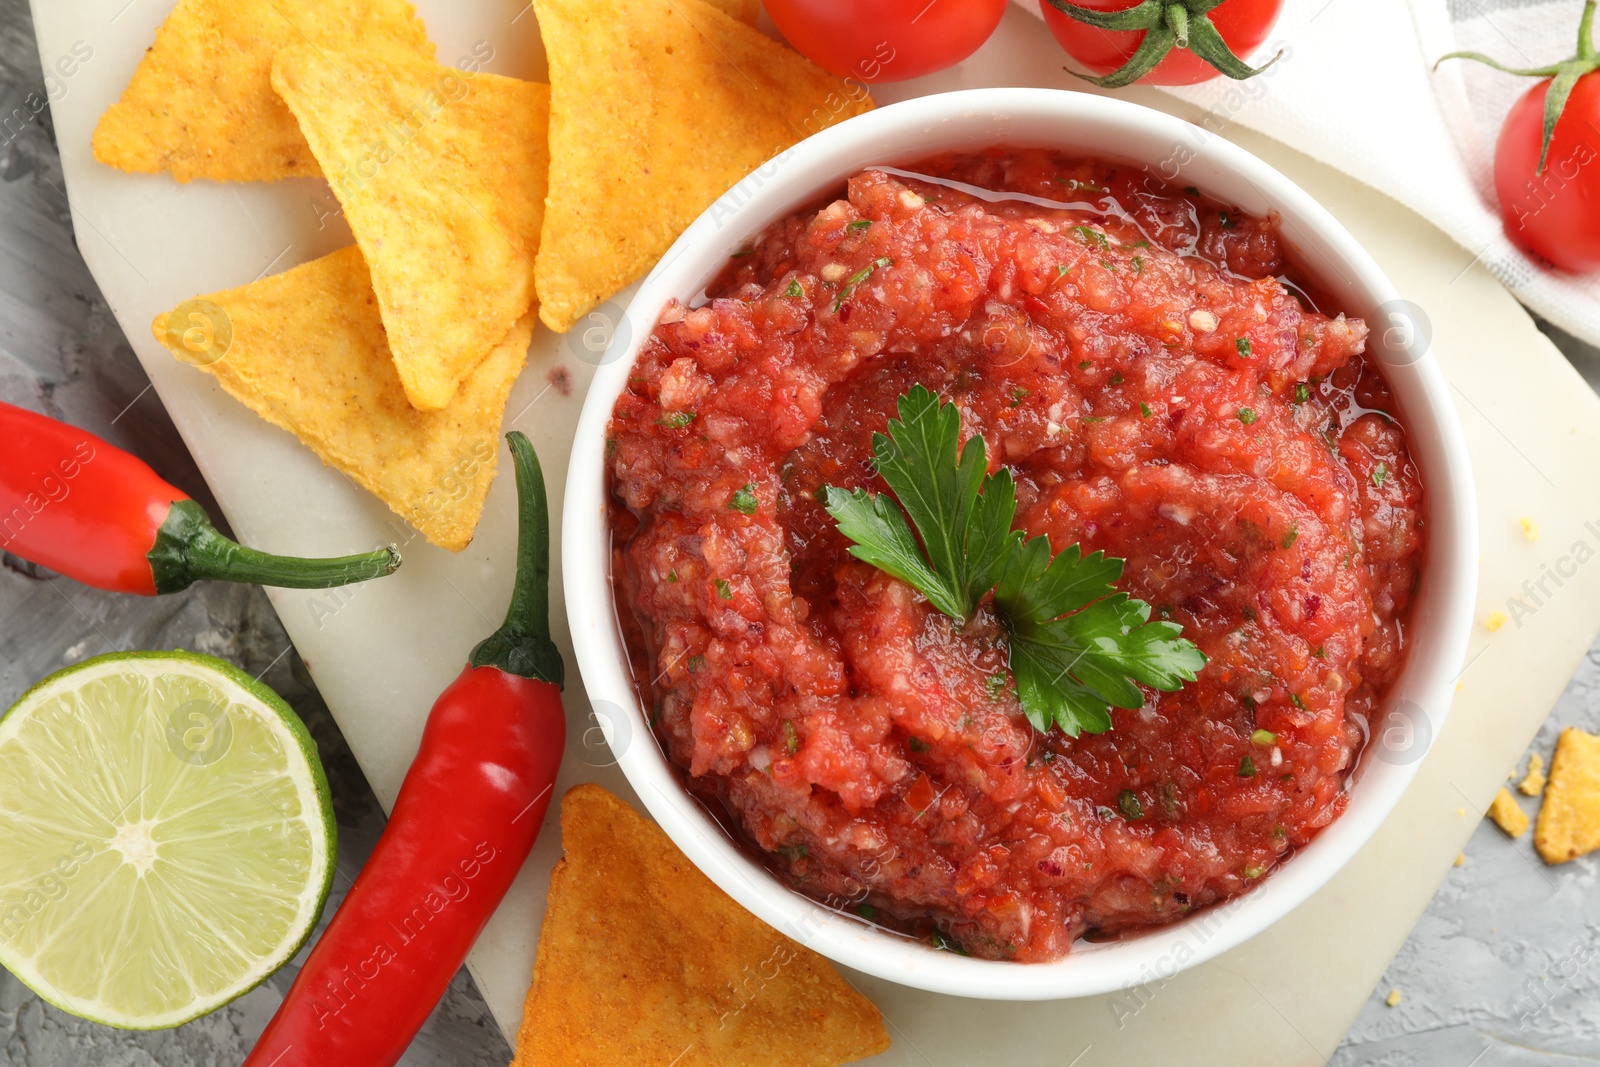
0 650 336 1028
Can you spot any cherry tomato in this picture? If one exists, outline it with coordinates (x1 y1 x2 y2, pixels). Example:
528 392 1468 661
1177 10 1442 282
1493 74 1600 272
1040 0 1285 86
764 0 1009 83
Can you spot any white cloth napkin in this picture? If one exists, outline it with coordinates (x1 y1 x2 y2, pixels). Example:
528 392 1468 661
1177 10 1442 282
1012 0 1598 345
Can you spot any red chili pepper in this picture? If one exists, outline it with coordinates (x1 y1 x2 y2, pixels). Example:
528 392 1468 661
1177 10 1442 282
243 431 566 1067
0 400 399 594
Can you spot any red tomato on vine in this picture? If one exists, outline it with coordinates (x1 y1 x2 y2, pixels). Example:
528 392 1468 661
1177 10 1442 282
1440 0 1600 272
764 0 1010 83
1040 0 1286 87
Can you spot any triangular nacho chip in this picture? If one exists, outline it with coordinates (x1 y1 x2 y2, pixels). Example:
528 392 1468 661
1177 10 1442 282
513 785 889 1067
271 48 550 411
153 247 529 552
531 0 874 333
705 0 761 23
92 0 433 183
1535 727 1600 864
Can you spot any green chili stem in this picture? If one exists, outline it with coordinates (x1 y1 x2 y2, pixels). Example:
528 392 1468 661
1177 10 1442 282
147 499 400 594
468 432 564 685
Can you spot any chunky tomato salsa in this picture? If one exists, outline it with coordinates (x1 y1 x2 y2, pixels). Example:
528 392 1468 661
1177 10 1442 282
607 148 1424 962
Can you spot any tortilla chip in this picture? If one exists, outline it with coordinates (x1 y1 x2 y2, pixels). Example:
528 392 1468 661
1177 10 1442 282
92 0 433 183
532 0 874 333
1487 787 1529 839
1535 727 1600 864
513 784 889 1067
705 0 761 23
153 247 529 551
271 48 549 411
1518 751 1546 797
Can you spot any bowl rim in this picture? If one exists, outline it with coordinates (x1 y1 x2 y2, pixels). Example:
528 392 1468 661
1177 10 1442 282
562 87 1478 1001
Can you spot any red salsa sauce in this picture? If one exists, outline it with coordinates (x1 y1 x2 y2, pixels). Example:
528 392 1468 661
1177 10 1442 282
607 148 1425 962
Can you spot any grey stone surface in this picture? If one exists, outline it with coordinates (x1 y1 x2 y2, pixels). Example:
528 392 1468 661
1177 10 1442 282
0 0 1597 1062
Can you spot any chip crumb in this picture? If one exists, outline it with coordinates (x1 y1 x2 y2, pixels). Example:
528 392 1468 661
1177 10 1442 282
1535 727 1600 865
1456 807 1466 817
1518 752 1547 797
1520 516 1540 541
1484 610 1508 632
1487 787 1529 838
1385 989 1402 1008
1456 681 1465 692
1453 852 1465 867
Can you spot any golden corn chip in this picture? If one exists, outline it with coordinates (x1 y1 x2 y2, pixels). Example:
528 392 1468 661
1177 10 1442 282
1487 787 1529 839
1535 727 1600 864
92 0 433 183
705 0 762 23
531 0 874 333
153 247 529 552
1518 751 1546 797
513 784 889 1067
271 47 550 411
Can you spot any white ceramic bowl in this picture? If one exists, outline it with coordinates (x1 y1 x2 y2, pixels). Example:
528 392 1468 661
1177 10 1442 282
563 88 1477 1000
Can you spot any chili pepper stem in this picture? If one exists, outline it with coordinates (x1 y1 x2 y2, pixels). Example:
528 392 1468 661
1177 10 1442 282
146 499 400 594
468 432 564 686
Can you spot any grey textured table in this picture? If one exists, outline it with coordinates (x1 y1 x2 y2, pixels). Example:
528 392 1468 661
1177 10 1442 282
0 0 1595 1063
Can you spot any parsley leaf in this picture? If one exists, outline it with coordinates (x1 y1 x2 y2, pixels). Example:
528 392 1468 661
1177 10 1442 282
822 387 1206 737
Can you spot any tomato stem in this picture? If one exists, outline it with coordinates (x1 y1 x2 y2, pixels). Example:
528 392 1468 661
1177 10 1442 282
148 499 400 594
1045 0 1280 88
1437 0 1600 174
468 432 564 685
1165 4 1189 49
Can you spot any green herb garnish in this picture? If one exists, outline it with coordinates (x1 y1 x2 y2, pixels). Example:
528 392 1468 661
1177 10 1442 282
1236 337 1253 357
784 278 803 298
1237 408 1258 425
1251 729 1277 745
1139 402 1153 419
687 654 705 672
1372 462 1390 488
1280 524 1298 550
729 483 758 515
656 411 697 429
714 579 734 600
1238 755 1258 777
848 219 872 231
833 256 891 312
1072 225 1110 249
782 719 800 755
907 736 932 754
821 387 1204 737
1118 789 1144 819
1294 383 1310 403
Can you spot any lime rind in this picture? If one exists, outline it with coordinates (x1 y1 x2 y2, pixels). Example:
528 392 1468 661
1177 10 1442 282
0 650 336 1029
